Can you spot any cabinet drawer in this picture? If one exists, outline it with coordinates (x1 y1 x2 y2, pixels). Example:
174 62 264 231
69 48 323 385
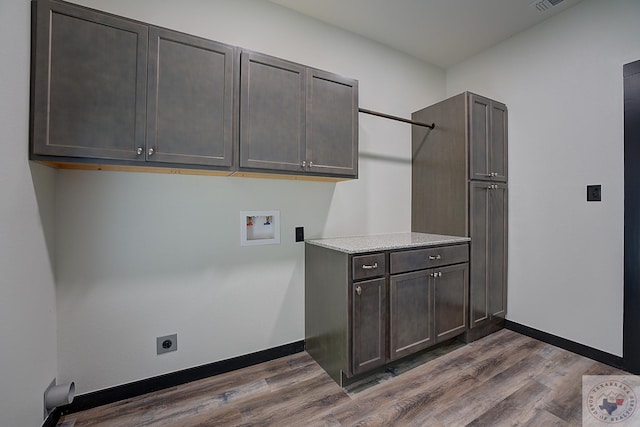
390 244 468 274
352 253 386 281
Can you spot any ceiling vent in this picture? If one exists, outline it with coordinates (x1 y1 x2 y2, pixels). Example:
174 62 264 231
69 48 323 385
529 0 564 12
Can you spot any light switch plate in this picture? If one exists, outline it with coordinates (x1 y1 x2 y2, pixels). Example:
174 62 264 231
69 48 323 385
587 185 601 202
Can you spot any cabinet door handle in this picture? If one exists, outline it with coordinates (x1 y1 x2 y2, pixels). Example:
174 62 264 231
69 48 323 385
136 147 143 156
428 255 441 260
355 285 362 295
361 262 378 270
431 272 442 278
309 161 314 168
148 148 155 156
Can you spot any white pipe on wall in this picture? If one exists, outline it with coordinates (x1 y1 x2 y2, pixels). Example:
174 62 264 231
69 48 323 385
44 382 75 410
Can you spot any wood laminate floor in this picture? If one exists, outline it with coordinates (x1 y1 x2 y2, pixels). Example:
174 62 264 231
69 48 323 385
57 329 628 426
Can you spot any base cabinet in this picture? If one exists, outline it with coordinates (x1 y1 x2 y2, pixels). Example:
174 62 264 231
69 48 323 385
306 240 469 386
389 270 433 361
434 263 469 342
352 278 386 375
390 249 468 361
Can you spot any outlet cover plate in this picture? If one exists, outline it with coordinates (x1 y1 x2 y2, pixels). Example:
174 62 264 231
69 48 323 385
587 185 601 202
157 333 177 355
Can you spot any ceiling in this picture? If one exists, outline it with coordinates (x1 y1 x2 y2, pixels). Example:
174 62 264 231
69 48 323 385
269 0 584 68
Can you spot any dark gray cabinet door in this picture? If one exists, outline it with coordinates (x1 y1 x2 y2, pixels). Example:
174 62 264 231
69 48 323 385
433 263 469 343
31 0 148 161
489 183 508 319
470 182 490 327
239 51 358 178
389 270 433 361
306 69 358 177
352 277 387 375
490 101 508 182
240 51 306 172
469 182 508 328
469 95 491 182
469 93 508 182
146 27 235 167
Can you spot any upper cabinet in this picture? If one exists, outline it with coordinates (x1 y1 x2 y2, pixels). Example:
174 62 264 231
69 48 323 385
306 69 358 177
30 0 358 180
31 0 236 171
240 51 358 178
469 93 508 182
31 0 148 161
239 51 306 173
146 27 236 168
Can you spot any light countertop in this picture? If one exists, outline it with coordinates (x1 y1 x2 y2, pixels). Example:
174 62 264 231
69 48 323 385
306 232 470 254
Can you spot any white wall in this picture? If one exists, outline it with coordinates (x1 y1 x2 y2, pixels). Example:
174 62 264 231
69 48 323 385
0 0 59 425
4 1 635 420
447 0 640 356
57 0 445 393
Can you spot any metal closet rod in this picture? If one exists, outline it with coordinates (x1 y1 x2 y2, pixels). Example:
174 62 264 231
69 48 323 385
358 108 435 129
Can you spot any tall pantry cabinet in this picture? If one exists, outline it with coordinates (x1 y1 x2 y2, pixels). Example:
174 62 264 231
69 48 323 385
411 92 508 342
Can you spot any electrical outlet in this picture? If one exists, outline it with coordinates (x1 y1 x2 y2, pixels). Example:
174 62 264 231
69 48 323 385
587 185 601 202
156 334 177 355
295 226 304 242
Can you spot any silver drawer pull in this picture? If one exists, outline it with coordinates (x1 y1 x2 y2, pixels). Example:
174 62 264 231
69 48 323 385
355 285 362 295
428 255 442 260
361 262 378 270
